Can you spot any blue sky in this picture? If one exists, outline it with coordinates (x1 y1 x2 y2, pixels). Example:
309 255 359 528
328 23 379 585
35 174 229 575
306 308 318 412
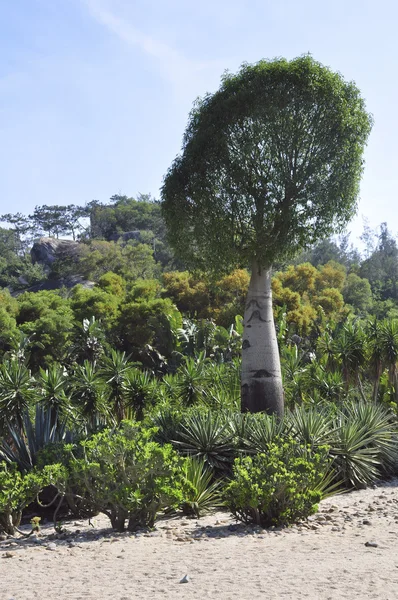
1 0 397 246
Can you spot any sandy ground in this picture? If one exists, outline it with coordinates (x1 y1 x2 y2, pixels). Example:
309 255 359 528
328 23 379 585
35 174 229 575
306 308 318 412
2 481 398 600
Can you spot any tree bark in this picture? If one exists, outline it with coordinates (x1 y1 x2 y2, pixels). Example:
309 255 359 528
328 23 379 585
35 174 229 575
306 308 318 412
241 261 284 417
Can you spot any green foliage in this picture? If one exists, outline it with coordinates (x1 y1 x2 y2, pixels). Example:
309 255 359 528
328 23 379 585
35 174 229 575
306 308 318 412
68 421 184 531
0 404 70 472
0 461 66 535
16 291 74 370
329 402 398 488
343 273 373 312
0 359 36 433
162 55 372 272
174 410 236 473
180 458 224 517
225 439 330 528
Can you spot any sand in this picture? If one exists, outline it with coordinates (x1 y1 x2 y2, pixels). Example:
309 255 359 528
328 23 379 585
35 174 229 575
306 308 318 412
2 480 398 600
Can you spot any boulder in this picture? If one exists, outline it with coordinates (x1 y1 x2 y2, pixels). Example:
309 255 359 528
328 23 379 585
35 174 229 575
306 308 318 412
30 237 80 267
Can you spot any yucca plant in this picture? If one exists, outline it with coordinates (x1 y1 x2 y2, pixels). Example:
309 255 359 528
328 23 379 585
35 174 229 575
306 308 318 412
329 402 398 488
334 320 367 399
241 412 285 454
100 350 132 423
379 319 398 403
286 406 334 450
124 369 157 420
71 361 111 431
36 363 72 428
173 410 236 473
181 458 224 517
310 364 345 404
174 353 208 406
204 361 240 411
0 359 36 434
151 405 184 445
366 317 384 402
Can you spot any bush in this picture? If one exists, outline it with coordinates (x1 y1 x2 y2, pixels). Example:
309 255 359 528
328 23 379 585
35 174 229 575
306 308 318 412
224 438 330 528
0 462 66 535
67 421 184 531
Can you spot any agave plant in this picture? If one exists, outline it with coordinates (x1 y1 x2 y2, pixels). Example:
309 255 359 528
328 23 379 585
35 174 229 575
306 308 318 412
329 402 398 488
0 404 69 472
173 410 236 473
180 458 224 517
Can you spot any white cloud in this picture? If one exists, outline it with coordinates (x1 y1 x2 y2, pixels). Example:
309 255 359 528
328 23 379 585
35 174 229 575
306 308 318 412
83 0 224 93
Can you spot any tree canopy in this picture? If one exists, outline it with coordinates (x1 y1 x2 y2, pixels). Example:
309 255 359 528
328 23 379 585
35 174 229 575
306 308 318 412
162 55 373 273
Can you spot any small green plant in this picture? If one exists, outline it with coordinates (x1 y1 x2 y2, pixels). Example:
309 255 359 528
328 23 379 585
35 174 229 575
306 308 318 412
30 516 41 533
180 458 224 517
224 438 331 528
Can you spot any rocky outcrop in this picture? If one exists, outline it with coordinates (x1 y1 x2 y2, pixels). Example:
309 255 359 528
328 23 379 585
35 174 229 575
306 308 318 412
31 237 81 267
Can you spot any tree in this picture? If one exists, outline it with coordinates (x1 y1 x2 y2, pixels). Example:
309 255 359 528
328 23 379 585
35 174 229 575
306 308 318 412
161 55 372 416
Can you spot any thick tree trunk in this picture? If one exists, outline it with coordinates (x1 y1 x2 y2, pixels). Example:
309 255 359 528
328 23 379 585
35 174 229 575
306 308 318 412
241 262 284 417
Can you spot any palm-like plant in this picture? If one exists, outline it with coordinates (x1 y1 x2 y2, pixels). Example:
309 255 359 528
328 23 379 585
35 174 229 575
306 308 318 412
68 317 106 364
71 361 110 431
281 344 310 406
36 363 71 427
174 353 208 406
100 350 132 423
204 361 240 411
0 359 36 434
333 320 367 399
366 317 384 402
310 364 345 404
379 319 398 402
124 369 156 420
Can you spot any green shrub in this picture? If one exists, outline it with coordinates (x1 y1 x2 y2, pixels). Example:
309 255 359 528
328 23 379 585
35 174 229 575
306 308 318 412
67 421 184 531
0 462 66 535
225 438 330 528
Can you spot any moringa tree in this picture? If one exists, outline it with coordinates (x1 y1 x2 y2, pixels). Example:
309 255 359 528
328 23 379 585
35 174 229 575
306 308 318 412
161 56 372 417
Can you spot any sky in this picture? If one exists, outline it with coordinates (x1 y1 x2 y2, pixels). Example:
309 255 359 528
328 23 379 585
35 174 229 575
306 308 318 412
1 0 397 248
